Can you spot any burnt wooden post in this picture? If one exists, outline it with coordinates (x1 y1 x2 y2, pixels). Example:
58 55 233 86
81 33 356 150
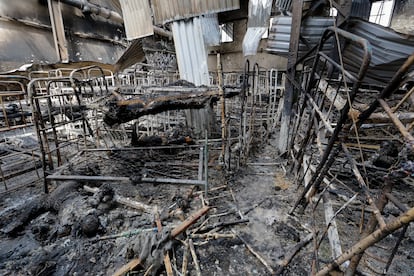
47 0 69 62
278 0 303 152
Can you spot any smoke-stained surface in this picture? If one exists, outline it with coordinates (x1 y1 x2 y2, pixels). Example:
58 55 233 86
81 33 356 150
0 0 126 71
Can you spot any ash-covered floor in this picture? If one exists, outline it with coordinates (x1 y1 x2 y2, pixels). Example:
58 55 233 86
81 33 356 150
1 130 414 276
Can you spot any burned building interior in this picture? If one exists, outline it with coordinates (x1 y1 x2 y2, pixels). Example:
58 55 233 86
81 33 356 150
0 0 414 275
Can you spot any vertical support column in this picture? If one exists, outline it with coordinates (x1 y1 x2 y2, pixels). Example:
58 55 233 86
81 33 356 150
204 130 209 197
217 53 227 167
278 0 303 153
48 0 69 63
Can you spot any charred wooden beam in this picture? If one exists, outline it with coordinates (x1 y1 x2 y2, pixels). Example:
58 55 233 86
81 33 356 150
317 205 414 276
103 87 240 126
112 206 210 276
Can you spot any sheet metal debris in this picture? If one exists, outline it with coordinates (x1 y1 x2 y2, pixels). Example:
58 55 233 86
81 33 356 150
243 0 273 56
151 0 240 24
343 19 414 85
119 0 153 40
267 16 335 57
172 18 209 86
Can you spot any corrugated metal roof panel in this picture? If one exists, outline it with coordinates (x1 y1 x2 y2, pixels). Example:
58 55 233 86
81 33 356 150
172 17 209 85
267 16 335 57
114 39 145 72
119 0 153 40
343 19 414 85
201 14 220 46
152 0 240 24
350 0 371 20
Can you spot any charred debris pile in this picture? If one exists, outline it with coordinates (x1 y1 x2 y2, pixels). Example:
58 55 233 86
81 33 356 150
0 62 287 275
0 18 414 276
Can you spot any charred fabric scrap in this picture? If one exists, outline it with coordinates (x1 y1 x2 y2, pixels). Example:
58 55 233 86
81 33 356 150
103 82 240 126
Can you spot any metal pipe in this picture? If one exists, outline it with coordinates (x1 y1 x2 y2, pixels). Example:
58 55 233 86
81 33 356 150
58 0 123 24
153 26 173 39
58 0 173 38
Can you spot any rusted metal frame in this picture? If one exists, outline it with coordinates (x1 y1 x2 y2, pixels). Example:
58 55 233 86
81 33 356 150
0 162 42 182
288 66 330 177
318 52 357 82
71 83 95 143
285 67 314 163
289 27 372 214
87 67 113 95
45 81 70 167
341 143 386 228
69 67 103 141
288 32 342 159
46 175 207 186
29 77 71 192
246 63 259 158
292 106 316 177
0 75 30 82
0 80 28 127
69 65 110 96
204 131 209 197
30 77 93 189
46 79 93 155
307 93 334 134
0 94 9 128
84 144 202 152
379 99 414 149
358 53 414 123
286 73 309 162
238 59 249 168
217 54 227 169
292 90 327 178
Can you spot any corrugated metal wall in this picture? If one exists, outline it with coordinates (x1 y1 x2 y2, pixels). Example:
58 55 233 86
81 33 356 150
120 0 153 40
152 0 240 24
344 19 414 85
201 14 220 46
267 16 335 57
172 17 210 86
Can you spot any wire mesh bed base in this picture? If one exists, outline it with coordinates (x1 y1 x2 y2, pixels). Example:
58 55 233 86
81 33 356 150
46 143 209 196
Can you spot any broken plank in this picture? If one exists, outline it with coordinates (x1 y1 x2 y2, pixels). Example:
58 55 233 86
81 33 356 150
275 233 313 274
112 206 210 276
189 239 202 276
233 230 275 274
155 212 173 276
171 206 210 237
112 258 142 276
323 193 344 263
